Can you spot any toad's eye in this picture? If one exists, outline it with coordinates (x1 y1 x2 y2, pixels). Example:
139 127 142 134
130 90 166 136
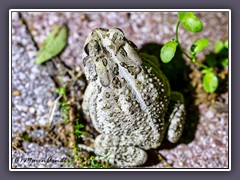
84 43 90 56
84 40 100 56
128 40 138 49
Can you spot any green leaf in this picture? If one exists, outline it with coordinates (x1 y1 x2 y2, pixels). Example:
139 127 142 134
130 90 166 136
221 58 228 67
203 72 218 93
214 40 224 54
201 67 213 74
190 38 209 55
160 40 178 63
224 40 228 49
191 56 196 62
56 87 66 96
178 12 203 32
36 24 68 64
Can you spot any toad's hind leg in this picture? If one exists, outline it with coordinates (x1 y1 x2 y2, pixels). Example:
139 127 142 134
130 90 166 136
165 91 186 143
94 134 147 167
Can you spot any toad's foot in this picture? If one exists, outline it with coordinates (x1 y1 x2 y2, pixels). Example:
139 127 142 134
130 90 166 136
95 134 147 167
166 92 186 143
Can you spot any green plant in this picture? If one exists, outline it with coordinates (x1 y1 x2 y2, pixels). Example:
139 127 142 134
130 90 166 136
56 87 70 123
56 89 106 168
89 155 109 168
214 40 229 67
160 12 228 93
22 132 32 142
74 118 85 138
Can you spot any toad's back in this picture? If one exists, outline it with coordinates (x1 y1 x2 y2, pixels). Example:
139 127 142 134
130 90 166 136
82 28 171 149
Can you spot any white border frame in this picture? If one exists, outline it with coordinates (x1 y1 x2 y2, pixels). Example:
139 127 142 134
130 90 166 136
9 9 231 171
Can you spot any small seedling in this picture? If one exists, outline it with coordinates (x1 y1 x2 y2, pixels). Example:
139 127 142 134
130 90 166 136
55 87 71 123
74 118 85 138
22 132 32 142
160 12 228 93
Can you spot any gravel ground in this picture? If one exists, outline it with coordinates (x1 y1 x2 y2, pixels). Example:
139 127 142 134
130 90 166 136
11 11 229 169
12 12 56 135
11 12 71 168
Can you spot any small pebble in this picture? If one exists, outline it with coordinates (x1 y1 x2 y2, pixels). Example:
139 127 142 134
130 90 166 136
29 107 36 114
178 161 183 167
206 110 214 119
47 99 53 107
12 90 21 96
75 66 81 72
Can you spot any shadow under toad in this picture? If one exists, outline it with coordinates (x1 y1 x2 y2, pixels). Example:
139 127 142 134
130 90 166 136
139 42 200 166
